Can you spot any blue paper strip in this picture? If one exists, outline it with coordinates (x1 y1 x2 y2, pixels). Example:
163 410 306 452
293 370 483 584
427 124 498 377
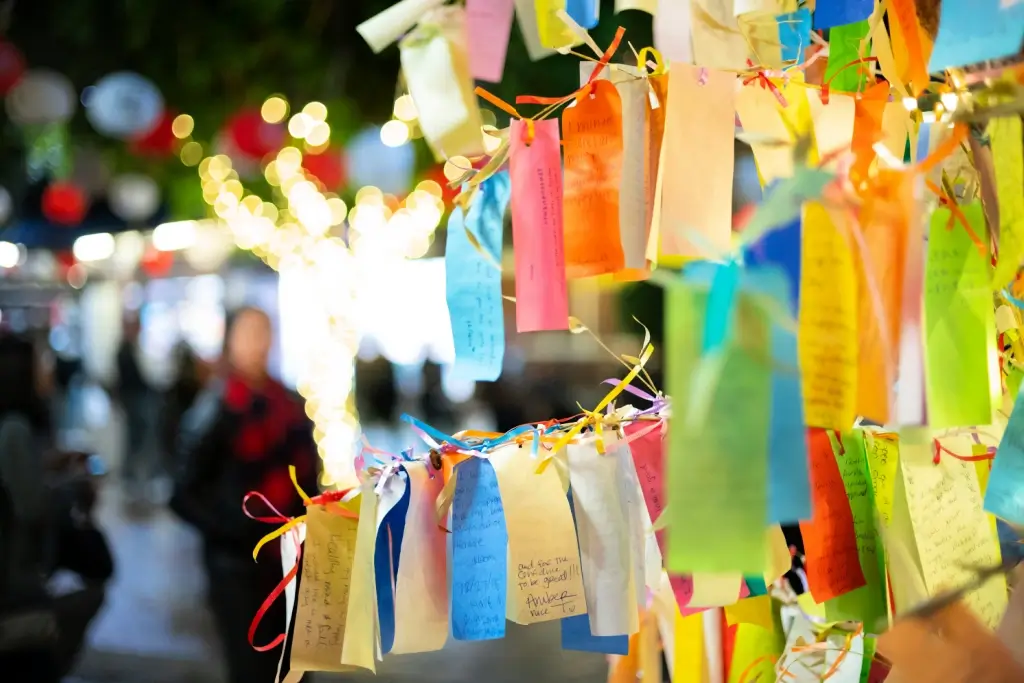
703 260 741 354
929 0 1024 72
560 489 629 655
566 0 599 29
813 0 873 30
744 214 801 315
446 171 511 382
778 9 813 63
985 390 1024 525
451 458 509 641
374 474 410 654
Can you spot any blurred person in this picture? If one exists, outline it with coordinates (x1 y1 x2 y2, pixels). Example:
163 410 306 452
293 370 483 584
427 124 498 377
170 307 319 683
355 356 398 425
0 334 113 681
161 341 204 472
420 361 454 430
115 316 156 499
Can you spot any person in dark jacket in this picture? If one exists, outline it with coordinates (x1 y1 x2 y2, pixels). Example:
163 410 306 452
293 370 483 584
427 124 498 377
0 335 112 681
170 307 319 683
115 316 156 497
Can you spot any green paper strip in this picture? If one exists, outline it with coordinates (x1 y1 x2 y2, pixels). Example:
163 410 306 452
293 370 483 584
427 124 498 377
666 280 770 574
825 21 871 94
924 202 996 429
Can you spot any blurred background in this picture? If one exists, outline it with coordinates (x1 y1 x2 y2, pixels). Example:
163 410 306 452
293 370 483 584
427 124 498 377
0 0 763 681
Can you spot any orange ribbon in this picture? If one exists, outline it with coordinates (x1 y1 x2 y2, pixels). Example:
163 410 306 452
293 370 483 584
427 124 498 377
515 26 626 107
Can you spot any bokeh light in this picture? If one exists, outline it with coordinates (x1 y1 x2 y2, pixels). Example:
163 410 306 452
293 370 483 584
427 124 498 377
380 119 409 147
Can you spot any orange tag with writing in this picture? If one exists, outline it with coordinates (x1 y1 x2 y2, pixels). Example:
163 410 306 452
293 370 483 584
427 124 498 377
562 79 625 278
798 428 867 602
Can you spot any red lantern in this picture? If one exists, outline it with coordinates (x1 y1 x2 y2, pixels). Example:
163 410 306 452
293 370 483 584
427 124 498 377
302 149 347 191
42 182 88 226
0 41 25 95
130 110 177 156
228 109 285 159
141 245 174 278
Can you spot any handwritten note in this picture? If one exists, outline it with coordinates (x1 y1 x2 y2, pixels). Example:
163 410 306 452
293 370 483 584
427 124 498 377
399 7 485 159
629 420 666 535
800 428 867 602
986 391 1024 525
666 278 770 574
659 63 736 259
562 79 626 278
865 432 899 528
391 462 449 653
490 443 588 623
929 0 1024 72
290 504 358 672
901 432 1007 628
991 116 1024 290
924 202 996 428
727 623 784 683
466 0 515 83
451 457 508 641
509 118 569 332
798 201 858 431
824 431 888 630
446 171 510 382
340 488 377 671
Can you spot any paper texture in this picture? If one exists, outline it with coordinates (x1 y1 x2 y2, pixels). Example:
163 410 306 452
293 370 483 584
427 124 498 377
659 63 735 258
400 7 485 160
562 79 626 277
451 457 509 640
390 462 449 653
654 0 695 63
341 488 378 671
290 505 359 672
514 0 558 60
929 0 1024 71
736 81 794 186
466 0 516 83
356 0 446 53
808 92 855 169
900 431 1008 628
690 0 751 69
568 439 639 636
490 443 588 623
991 116 1024 290
798 201 858 430
509 118 570 332
985 390 1024 525
799 429 867 603
446 171 510 381
924 202 996 428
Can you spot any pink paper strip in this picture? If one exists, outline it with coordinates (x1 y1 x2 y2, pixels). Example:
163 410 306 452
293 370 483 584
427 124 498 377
509 118 569 332
466 0 515 83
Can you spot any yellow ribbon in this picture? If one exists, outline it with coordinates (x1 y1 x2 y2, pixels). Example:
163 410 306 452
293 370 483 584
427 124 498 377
636 46 666 76
537 341 655 473
251 465 314 561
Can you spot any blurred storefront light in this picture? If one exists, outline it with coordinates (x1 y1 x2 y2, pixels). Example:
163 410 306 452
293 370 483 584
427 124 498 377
72 232 115 262
153 220 198 251
0 241 19 268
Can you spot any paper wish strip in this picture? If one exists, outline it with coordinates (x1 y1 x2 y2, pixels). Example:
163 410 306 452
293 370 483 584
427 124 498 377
509 118 569 332
400 6 485 160
466 0 516 83
445 171 510 382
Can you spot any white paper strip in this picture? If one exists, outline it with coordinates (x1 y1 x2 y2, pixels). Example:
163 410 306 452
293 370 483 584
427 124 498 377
357 0 446 53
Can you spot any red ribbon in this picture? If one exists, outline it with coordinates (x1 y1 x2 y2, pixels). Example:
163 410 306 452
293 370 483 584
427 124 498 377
742 60 788 108
931 438 996 465
515 26 626 106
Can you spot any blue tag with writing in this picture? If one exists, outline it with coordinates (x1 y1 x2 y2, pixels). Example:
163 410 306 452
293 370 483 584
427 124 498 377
446 171 510 382
451 457 509 641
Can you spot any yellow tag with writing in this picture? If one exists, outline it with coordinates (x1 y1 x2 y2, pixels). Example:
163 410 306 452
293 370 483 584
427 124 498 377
290 504 359 673
340 489 377 672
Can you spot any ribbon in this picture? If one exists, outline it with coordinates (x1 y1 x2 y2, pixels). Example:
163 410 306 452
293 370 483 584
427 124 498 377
475 87 534 143
743 59 788 108
515 26 626 106
925 178 987 257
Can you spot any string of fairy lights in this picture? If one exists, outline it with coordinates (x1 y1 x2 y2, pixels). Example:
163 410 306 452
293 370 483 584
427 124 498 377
170 94 453 487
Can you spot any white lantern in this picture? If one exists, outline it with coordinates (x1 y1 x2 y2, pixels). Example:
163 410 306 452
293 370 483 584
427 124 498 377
6 69 76 126
85 72 163 140
108 173 160 222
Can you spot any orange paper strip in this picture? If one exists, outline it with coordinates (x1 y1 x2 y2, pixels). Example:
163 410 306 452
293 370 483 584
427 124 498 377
799 428 867 602
562 79 626 278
